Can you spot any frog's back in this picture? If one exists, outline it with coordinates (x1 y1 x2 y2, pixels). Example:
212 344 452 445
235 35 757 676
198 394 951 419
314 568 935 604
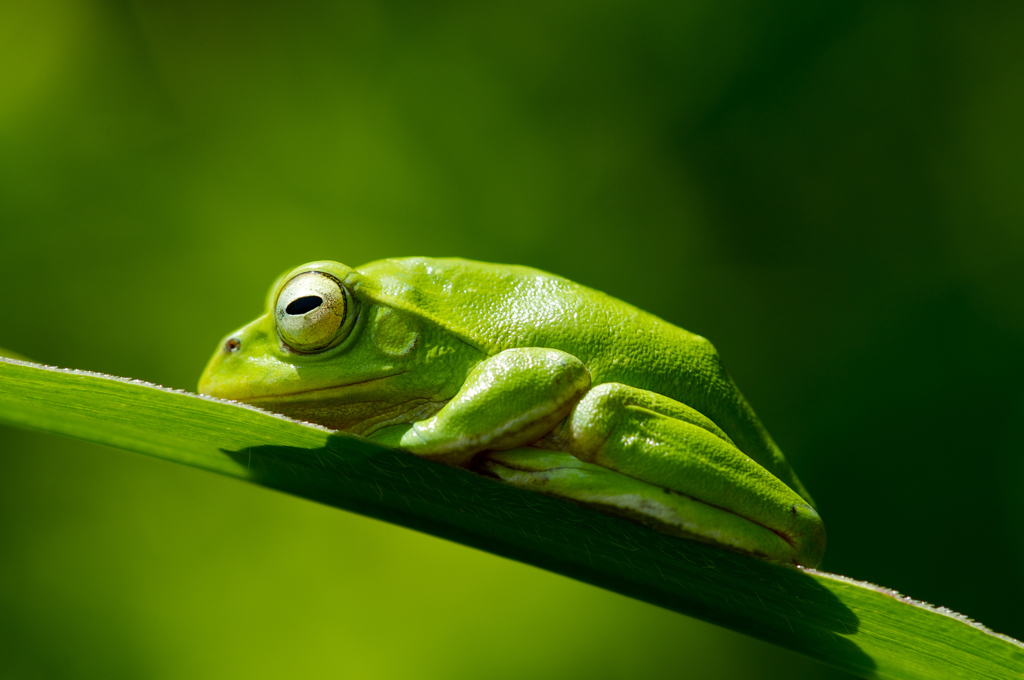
358 257 704 393
356 257 810 503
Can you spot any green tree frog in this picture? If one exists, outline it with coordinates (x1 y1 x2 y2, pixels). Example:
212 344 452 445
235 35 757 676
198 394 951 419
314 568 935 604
199 258 825 567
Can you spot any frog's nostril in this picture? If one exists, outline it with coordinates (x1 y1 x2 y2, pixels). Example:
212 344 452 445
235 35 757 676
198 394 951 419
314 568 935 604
225 338 241 352
286 296 323 315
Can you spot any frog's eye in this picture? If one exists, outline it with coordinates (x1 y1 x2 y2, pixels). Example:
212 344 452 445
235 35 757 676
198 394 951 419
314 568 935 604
275 271 354 353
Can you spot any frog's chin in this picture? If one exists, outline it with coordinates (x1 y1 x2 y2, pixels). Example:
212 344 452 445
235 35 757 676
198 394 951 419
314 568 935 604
235 374 443 434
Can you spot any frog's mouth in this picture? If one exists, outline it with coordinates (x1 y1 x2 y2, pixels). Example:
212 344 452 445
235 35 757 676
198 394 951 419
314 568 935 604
239 371 409 403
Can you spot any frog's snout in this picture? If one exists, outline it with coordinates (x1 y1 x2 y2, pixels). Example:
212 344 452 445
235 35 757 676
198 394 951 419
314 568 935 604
198 334 240 397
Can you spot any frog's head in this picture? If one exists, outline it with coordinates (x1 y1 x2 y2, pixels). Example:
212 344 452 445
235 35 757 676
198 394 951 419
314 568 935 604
198 260 468 433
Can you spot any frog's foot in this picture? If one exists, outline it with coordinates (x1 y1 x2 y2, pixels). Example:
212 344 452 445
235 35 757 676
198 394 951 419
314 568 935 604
532 383 825 567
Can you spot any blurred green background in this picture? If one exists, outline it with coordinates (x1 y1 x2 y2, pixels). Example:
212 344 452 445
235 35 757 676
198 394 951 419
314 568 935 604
2 1 1023 678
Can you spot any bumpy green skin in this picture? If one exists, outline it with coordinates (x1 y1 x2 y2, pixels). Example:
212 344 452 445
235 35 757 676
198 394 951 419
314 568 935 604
199 258 825 567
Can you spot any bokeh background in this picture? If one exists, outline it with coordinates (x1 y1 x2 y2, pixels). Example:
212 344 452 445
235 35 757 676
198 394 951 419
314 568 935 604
2 1 1023 678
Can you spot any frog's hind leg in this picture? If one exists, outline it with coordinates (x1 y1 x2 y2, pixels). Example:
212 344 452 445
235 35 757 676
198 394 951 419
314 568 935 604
478 448 800 562
485 383 825 567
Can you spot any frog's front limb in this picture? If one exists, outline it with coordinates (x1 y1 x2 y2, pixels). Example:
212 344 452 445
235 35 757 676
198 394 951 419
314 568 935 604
369 348 591 466
488 383 826 567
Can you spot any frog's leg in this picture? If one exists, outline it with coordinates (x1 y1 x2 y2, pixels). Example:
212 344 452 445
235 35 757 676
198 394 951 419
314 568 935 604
479 448 806 564
483 383 825 567
369 347 591 466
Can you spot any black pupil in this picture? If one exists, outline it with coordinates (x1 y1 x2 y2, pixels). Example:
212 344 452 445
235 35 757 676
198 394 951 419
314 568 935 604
286 296 324 315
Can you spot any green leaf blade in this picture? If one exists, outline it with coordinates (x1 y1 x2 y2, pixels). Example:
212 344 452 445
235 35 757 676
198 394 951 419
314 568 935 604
1 358 1021 679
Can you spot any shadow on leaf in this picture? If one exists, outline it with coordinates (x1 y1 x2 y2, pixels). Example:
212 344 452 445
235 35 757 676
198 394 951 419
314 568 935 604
223 437 873 675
